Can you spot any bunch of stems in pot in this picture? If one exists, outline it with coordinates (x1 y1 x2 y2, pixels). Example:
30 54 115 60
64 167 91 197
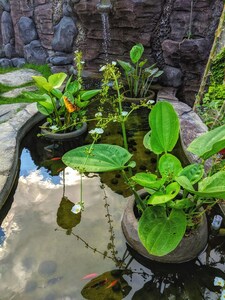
117 43 163 98
24 50 101 134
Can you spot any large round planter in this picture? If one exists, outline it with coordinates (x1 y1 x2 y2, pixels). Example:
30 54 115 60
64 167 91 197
41 121 88 142
123 90 155 103
121 197 208 264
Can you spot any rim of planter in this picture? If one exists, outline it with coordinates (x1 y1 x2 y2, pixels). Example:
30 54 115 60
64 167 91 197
121 194 208 264
123 90 155 103
41 121 88 142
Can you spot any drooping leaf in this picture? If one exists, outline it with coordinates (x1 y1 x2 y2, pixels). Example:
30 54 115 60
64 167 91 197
132 172 165 190
37 98 55 115
147 182 180 205
143 131 152 150
81 89 101 101
149 101 180 154
130 43 144 64
187 124 225 160
48 72 67 88
138 206 187 256
62 144 133 172
117 60 134 73
198 171 225 198
158 153 182 179
178 163 204 184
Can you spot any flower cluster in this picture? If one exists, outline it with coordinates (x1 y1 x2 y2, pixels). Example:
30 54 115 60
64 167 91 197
214 277 225 299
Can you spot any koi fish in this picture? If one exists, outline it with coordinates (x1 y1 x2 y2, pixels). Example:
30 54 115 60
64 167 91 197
50 157 61 161
106 279 119 289
82 273 98 280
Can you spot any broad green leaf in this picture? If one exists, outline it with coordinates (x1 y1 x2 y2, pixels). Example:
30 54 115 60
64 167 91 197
139 59 148 68
138 206 187 256
158 154 182 179
81 89 101 101
66 80 81 94
147 182 180 205
149 101 180 154
23 91 50 101
132 172 165 189
32 76 52 92
198 171 225 198
187 124 225 160
117 60 134 73
154 70 164 78
130 43 144 63
48 72 67 88
178 163 204 184
37 98 54 115
175 176 196 193
62 144 133 172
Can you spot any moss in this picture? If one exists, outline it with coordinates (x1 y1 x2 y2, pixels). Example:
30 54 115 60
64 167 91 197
210 48 225 84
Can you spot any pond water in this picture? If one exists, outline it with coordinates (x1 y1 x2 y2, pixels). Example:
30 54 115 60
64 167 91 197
0 108 225 300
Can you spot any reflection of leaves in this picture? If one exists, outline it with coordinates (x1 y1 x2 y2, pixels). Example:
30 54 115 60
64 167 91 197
57 196 81 234
41 158 66 176
132 281 162 300
81 269 131 300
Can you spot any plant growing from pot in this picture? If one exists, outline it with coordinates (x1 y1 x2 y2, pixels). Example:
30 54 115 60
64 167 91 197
62 101 225 263
117 43 163 101
24 51 101 140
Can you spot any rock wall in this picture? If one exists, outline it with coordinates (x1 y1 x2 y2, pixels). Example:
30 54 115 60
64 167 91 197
0 0 224 106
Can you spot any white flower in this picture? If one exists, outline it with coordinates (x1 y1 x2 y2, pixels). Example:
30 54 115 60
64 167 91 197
49 125 59 131
214 277 225 287
112 61 117 65
121 111 128 117
95 128 104 134
71 204 82 214
95 112 103 117
89 129 96 134
147 99 155 104
221 290 225 300
80 61 85 64
99 65 106 72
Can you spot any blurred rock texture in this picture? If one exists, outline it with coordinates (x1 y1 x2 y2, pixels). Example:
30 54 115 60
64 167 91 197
0 0 223 106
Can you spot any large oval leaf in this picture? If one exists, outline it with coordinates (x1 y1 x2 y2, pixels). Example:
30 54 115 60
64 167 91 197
32 75 52 92
149 101 180 154
158 153 182 179
198 171 225 198
187 124 225 160
48 72 67 88
117 60 134 73
138 206 187 256
62 144 133 173
130 43 144 63
81 89 101 101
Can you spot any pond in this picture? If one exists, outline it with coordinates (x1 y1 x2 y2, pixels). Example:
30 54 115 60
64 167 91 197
0 108 224 300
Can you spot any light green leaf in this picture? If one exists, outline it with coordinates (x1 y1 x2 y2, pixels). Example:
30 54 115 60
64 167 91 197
143 131 152 150
149 101 180 154
178 163 204 184
158 153 182 179
130 43 144 64
117 60 134 73
48 72 67 88
37 97 55 115
132 172 165 189
147 182 180 205
168 198 195 209
62 144 133 172
66 80 81 94
138 206 187 256
187 124 225 160
198 171 225 198
81 89 101 101
32 76 52 92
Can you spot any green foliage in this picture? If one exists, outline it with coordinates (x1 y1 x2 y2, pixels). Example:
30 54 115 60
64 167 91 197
62 144 134 173
117 43 163 98
148 101 180 154
138 206 187 256
211 47 225 84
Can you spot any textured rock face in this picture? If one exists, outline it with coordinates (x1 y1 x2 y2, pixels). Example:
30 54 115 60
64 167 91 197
0 0 224 105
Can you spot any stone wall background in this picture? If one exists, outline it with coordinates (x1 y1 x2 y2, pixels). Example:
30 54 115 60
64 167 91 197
0 0 224 106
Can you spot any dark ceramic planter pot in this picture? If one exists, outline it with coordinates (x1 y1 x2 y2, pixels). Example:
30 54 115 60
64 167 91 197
41 121 88 142
121 196 208 264
123 90 155 103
